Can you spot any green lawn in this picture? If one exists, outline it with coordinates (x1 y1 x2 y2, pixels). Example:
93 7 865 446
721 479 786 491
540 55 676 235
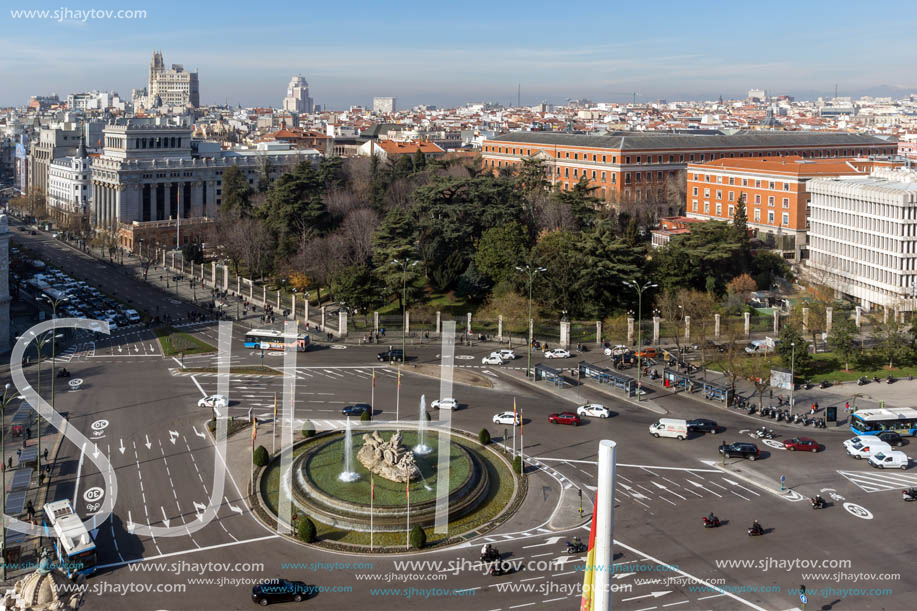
807 352 917 382
154 326 216 356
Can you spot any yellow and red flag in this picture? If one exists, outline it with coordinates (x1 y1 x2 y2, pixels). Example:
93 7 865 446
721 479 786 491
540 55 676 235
373 369 376 387
579 491 599 611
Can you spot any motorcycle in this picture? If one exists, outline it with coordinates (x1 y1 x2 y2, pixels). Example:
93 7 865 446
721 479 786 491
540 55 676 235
857 376 868 386
746 405 756 415
702 515 721 528
489 561 514 576
56 368 71 378
480 547 500 563
802 416 812 426
793 413 803 424
810 496 826 510
887 375 895 384
873 376 881 384
902 488 917 502
814 418 826 429
804 379 812 389
776 411 784 422
565 540 587 555
755 427 775 439
747 524 765 537
819 380 830 389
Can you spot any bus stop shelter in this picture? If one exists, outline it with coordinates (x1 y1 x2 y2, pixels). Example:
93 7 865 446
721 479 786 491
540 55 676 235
703 381 734 405
663 367 692 391
534 364 568 387
578 361 637 396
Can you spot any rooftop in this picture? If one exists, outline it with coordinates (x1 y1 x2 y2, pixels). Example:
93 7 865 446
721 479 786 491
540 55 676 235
690 155 881 176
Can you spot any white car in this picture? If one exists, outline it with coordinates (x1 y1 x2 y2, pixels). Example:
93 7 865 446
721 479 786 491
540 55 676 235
577 404 610 418
498 349 516 361
544 348 571 359
431 398 459 410
604 344 629 357
492 412 520 426
482 354 504 365
198 394 228 409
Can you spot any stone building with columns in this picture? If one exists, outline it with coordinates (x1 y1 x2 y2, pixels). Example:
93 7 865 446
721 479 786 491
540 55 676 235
90 119 319 232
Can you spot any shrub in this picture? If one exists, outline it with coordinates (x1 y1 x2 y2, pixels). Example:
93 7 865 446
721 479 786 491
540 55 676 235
512 455 523 474
478 428 491 445
253 445 269 467
302 420 315 438
360 409 371 422
409 525 426 549
297 516 316 543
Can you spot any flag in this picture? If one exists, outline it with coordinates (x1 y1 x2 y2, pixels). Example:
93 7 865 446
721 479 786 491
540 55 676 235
273 393 277 422
397 370 401 388
513 396 518 424
371 475 375 500
406 479 410 502
520 409 523 436
372 369 376 387
579 490 599 611
251 418 257 447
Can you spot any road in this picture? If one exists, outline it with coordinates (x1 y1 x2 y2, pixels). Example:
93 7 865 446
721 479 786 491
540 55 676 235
9 227 915 611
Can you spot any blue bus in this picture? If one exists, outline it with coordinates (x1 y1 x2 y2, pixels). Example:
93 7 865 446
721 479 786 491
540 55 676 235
43 499 98 577
244 329 309 351
850 407 917 436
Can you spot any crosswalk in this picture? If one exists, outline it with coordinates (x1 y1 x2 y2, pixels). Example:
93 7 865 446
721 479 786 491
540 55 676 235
837 469 917 493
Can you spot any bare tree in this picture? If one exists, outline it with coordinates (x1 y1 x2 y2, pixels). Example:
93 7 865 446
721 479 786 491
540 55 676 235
324 188 362 223
287 235 346 303
217 216 249 276
338 208 379 265
238 218 274 281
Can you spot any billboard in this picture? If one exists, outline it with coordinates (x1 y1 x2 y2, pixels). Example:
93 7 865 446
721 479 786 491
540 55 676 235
770 367 792 390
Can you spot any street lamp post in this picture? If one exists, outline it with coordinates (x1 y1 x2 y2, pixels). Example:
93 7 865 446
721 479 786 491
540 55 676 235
624 280 658 401
391 259 418 364
40 295 69 470
1 383 17 580
516 265 547 378
790 342 796 413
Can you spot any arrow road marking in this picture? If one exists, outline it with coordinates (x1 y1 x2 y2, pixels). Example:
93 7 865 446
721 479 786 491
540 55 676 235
613 572 634 580
160 507 170 528
651 481 686 500
622 591 672 602
117 345 122 353
118 439 125 455
144 434 152 450
92 444 100 459
193 501 206 521
687 479 722 498
721 477 761 496
126 510 135 534
169 430 179 444
225 497 243 515
134 345 139 352
522 536 564 549
193 426 205 439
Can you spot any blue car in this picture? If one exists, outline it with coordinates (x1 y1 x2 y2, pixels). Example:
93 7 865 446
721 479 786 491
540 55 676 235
341 403 371 417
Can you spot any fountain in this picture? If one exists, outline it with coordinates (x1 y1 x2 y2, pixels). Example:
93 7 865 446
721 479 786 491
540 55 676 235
413 395 432 455
338 416 360 482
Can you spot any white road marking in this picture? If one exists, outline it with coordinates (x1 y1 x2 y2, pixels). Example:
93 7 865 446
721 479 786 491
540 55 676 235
73 442 86 507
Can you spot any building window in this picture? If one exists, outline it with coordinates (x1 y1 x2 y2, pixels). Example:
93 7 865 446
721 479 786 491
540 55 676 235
754 209 761 221
754 194 761 204
704 201 710 214
755 180 761 188
729 177 734 185
716 203 722 215
625 156 631 164
717 176 723 183
704 188 710 197
602 155 606 162
635 173 642 183
782 213 790 226
783 183 790 191
769 181 775 189
625 173 631 184
716 190 722 200
692 186 698 196
728 191 735 201
768 196 775 206
592 170 597 179
636 156 641 163
768 211 775 224
742 179 748 186
728 205 734 217
657 171 663 180
564 168 569 177
611 174 616 184
782 197 789 208
574 169 578 177
692 200 698 211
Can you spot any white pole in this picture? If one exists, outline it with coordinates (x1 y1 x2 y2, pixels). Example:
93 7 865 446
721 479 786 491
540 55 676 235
396 370 400 422
595 440 617 611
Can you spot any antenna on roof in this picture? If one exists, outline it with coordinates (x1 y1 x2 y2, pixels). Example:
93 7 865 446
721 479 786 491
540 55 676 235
517 84 521 107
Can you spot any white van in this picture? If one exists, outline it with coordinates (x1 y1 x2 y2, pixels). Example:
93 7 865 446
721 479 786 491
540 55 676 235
124 309 141 323
649 418 688 440
868 450 909 470
846 439 891 460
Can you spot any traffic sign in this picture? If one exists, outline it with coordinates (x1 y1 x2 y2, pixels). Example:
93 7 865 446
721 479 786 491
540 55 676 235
800 594 807 604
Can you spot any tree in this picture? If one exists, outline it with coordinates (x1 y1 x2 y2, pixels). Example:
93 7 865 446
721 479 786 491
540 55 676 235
181 240 204 264
337 208 380 266
777 323 811 376
827 314 859 371
531 229 583 316
253 445 269 467
297 516 316 543
555 175 601 229
478 428 491 445
476 287 530 346
651 221 743 293
259 160 329 260
220 165 254 219
474 222 530 286
410 525 426 549
732 193 750 267
739 352 774 411
412 148 427 173
655 289 688 357
720 322 745 394
512 455 523 474
873 319 908 368
726 273 757 304
330 264 384 315
750 250 790 289
360 409 371 422
682 289 717 373
577 219 645 317
454 261 491 301
238 218 274 280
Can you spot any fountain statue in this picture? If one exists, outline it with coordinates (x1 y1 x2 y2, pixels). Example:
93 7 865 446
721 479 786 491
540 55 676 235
414 395 432 455
357 431 419 483
338 416 360 482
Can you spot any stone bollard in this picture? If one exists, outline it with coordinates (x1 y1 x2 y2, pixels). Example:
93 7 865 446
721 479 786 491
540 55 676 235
498 315 503 342
560 320 571 348
714 313 720 339
627 317 635 344
773 310 779 334
684 315 691 342
744 312 751 337
652 316 660 345
825 307 833 334
596 320 602 346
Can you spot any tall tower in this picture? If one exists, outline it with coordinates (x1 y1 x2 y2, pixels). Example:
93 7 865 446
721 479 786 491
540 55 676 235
282 75 313 114
149 50 164 94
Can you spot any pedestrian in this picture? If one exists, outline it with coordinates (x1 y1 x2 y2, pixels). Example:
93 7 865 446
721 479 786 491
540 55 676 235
43 448 48 462
6 457 10 470
26 427 30 439
845 401 850 413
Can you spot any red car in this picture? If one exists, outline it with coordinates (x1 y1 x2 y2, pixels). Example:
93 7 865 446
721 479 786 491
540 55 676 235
784 437 820 452
548 412 581 426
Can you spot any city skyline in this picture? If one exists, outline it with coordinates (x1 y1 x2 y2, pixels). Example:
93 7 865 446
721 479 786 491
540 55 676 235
2 0 916 109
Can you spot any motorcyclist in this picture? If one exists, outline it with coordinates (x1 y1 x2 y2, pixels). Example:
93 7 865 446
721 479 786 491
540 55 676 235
706 512 717 524
813 495 825 508
481 543 492 559
751 520 763 534
567 536 583 552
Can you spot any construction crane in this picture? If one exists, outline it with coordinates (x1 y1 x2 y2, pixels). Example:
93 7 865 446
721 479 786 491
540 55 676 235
607 91 642 105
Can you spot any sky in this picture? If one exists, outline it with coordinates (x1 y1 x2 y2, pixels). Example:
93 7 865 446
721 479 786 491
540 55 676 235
2 0 916 109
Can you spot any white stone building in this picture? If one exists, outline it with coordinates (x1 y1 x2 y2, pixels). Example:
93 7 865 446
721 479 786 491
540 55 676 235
146 51 199 108
47 138 91 223
373 97 397 114
89 119 318 229
807 167 917 313
282 75 313 114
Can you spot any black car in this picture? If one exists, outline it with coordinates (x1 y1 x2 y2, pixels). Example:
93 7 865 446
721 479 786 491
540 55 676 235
718 442 760 461
251 579 314 606
877 431 905 447
687 419 719 434
377 349 404 362
341 403 371 417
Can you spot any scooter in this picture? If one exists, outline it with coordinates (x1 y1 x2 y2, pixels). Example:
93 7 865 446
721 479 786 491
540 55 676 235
814 418 826 429
747 524 765 537
56 368 71 378
776 411 784 422
755 427 775 439
903 488 917 502
819 380 831 389
702 515 721 528
810 496 826 510
480 548 500 563
565 540 587 555
802 416 812 426
793 413 803 424
489 561 514 576
857 377 868 386
887 375 895 384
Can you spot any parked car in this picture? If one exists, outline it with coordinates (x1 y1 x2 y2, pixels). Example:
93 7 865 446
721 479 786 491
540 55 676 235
431 397 459 410
604 344 629 357
493 412 520 426
198 395 228 409
377 349 404 362
783 437 820 452
718 442 760 460
634 347 658 359
341 403 371 417
482 354 504 365
867 450 909 470
686 418 719 434
576 404 610 418
251 579 315 606
544 348 571 359
548 412 581 426
877 431 905 447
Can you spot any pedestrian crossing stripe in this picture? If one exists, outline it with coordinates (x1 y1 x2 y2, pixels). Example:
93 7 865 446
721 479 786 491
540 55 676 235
838 470 917 493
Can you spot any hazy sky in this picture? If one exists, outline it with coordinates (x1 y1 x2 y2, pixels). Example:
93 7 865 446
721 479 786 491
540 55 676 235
2 0 916 109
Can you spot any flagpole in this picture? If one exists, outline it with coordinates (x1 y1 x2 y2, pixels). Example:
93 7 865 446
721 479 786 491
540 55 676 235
272 392 277 455
396 370 401 422
371 369 375 419
520 409 524 469
370 475 374 552
406 478 410 549
512 397 517 458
